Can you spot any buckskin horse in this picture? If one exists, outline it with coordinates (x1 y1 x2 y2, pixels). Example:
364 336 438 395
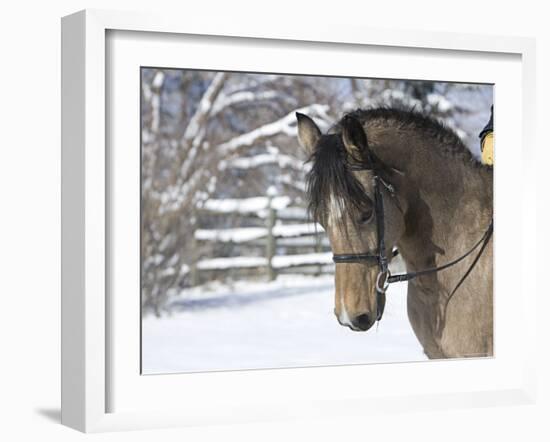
296 108 493 359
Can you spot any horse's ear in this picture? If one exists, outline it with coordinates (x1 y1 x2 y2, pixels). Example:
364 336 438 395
341 115 368 161
296 112 321 155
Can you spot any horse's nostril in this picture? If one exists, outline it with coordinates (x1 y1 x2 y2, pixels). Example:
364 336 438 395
353 313 374 331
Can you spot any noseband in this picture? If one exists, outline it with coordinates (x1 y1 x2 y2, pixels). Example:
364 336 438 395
332 164 493 321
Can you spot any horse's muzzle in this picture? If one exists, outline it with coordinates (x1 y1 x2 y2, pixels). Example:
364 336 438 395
351 313 375 331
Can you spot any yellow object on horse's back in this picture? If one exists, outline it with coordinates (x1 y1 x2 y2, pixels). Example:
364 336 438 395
481 132 494 166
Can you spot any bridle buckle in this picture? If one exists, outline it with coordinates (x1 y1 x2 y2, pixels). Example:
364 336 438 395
376 270 391 294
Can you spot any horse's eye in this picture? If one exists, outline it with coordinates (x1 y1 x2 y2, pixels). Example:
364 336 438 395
358 210 374 225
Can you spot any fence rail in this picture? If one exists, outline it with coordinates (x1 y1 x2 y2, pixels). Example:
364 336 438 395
191 193 332 285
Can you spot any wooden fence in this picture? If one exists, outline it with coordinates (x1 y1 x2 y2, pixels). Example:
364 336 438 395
190 193 333 285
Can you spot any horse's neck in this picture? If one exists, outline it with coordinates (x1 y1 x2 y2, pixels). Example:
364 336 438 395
381 136 493 278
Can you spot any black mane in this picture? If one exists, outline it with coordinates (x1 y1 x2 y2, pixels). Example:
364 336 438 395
339 107 476 163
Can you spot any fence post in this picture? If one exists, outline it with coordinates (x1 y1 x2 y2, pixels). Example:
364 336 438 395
266 187 277 281
190 231 199 287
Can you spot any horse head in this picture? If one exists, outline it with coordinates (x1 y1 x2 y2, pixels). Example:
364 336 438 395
297 112 407 331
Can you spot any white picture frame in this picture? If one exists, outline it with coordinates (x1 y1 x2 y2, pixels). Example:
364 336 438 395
61 9 537 433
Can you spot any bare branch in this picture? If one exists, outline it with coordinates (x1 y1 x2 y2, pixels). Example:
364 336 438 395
217 104 330 155
212 90 280 115
181 72 228 145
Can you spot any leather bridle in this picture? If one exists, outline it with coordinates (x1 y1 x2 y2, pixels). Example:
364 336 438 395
332 163 493 321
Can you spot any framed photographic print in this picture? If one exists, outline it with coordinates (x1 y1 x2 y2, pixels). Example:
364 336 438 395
61 9 537 432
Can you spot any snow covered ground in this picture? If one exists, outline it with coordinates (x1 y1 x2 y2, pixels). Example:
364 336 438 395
142 275 427 374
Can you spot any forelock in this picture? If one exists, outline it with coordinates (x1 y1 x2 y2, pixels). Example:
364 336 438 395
306 134 373 230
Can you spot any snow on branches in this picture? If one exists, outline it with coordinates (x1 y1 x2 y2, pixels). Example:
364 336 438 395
157 102 329 215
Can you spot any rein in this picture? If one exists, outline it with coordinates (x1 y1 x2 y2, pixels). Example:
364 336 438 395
331 163 493 319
